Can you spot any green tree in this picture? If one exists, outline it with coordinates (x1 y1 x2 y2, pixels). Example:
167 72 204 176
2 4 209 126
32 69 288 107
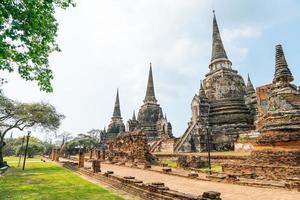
0 94 64 167
16 140 45 158
0 0 74 92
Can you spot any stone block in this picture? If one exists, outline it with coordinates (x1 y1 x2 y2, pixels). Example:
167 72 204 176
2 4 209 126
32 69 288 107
188 171 199 178
162 167 172 173
92 160 101 173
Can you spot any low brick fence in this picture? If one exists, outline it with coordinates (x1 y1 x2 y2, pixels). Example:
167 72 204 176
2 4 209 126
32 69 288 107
62 161 222 200
222 163 300 190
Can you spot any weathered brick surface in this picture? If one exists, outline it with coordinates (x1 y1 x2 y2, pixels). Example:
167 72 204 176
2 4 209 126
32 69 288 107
177 155 207 169
249 150 300 166
222 163 300 182
92 160 101 173
107 130 156 164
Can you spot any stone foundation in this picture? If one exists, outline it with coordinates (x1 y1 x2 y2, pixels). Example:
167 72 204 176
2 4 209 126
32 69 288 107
222 163 300 182
249 149 300 166
177 155 207 169
63 161 222 200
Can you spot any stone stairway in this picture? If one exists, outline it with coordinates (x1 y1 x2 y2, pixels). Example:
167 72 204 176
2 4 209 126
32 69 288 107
174 123 196 152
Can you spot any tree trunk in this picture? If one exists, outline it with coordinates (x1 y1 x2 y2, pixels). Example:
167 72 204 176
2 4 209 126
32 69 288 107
0 140 4 168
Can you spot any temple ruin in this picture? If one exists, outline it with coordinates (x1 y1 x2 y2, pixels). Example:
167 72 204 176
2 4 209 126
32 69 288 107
174 12 255 152
128 64 173 141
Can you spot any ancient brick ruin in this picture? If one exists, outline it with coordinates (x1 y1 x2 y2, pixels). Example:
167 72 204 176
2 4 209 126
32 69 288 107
222 44 300 188
50 148 60 161
106 130 156 164
175 12 255 152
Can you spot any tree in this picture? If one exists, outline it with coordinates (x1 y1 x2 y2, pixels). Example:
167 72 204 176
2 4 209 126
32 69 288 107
0 0 74 92
0 94 64 167
56 131 73 146
16 139 45 158
87 129 101 143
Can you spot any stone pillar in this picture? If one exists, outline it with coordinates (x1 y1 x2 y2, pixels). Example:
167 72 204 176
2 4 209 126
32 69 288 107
52 149 56 161
201 191 221 200
89 150 93 159
92 160 101 173
50 149 55 160
96 150 101 160
101 150 105 160
78 150 84 168
55 149 60 162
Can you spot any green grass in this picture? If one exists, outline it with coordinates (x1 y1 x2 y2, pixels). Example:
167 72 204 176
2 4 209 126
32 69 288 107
199 165 223 173
0 157 124 200
159 160 177 168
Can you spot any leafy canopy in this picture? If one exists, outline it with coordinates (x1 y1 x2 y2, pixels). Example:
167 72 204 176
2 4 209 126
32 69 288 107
0 0 74 92
0 93 64 138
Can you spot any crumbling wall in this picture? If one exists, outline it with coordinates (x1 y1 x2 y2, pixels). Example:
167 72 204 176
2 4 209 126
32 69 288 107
107 130 156 164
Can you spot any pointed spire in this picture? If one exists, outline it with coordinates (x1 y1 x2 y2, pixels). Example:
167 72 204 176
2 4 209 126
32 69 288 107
164 113 167 121
132 110 136 121
211 11 228 63
273 44 294 83
112 89 122 118
199 80 207 97
246 74 255 94
144 63 157 104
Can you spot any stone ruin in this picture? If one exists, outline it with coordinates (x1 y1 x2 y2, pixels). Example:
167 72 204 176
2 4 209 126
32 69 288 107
175 12 255 153
106 129 156 164
50 148 60 161
222 45 300 189
78 149 85 168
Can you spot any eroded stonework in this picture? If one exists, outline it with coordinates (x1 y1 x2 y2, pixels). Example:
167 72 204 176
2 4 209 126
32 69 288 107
175 13 255 152
222 45 300 185
106 130 156 164
127 65 173 141
103 90 125 142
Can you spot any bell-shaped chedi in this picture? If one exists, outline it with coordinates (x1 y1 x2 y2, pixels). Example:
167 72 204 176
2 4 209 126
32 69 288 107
175 12 255 153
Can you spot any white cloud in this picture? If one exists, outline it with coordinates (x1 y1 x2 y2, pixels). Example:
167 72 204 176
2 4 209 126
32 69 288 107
222 26 262 64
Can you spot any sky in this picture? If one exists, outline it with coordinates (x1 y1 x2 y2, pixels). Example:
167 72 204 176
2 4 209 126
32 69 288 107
3 0 300 140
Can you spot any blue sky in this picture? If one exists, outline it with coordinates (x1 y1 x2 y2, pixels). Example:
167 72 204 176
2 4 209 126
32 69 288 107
3 0 300 140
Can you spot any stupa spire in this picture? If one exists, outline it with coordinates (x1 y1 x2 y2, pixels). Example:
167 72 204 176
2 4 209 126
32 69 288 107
211 10 228 62
273 44 294 83
132 110 136 121
144 63 157 104
246 74 255 94
112 89 122 118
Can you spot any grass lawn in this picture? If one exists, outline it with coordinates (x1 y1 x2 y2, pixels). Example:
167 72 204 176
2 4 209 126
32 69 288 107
0 157 124 200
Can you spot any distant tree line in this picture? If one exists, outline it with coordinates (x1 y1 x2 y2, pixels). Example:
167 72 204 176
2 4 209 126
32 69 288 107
3 136 54 158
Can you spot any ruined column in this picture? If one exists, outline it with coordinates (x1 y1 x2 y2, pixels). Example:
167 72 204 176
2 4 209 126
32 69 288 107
89 150 93 159
55 149 60 162
96 150 101 160
78 149 85 168
92 160 101 173
52 149 56 161
101 150 105 160
50 149 55 160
